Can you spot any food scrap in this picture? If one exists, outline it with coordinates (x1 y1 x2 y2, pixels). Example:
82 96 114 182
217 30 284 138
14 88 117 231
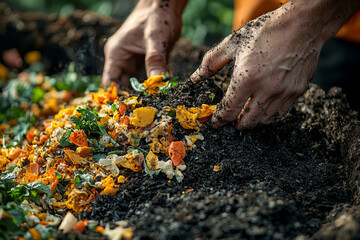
0 62 216 239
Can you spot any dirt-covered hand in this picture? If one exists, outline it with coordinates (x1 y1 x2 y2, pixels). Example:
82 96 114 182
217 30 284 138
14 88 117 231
190 0 360 130
102 0 188 89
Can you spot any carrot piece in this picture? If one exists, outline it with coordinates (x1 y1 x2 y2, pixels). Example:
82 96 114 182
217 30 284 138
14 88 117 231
8 147 27 161
73 220 87 233
168 141 186 166
118 103 127 116
51 179 59 194
119 116 130 125
69 129 88 147
39 134 48 144
26 130 35 143
29 162 40 174
95 226 105 233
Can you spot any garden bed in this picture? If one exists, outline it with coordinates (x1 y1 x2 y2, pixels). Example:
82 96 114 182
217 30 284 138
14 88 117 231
1 4 360 240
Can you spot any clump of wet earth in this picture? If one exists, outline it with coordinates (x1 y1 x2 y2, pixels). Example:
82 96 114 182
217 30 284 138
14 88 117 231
2 5 360 239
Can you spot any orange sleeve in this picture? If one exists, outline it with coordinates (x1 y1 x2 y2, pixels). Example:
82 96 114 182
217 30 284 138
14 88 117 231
233 0 360 43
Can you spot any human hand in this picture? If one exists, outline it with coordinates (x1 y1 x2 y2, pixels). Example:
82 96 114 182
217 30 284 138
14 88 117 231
190 1 360 130
102 0 188 89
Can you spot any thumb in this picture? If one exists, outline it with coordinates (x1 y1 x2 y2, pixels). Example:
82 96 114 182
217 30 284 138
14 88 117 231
190 35 234 82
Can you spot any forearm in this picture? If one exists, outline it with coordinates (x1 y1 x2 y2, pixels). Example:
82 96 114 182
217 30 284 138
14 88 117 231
290 0 360 41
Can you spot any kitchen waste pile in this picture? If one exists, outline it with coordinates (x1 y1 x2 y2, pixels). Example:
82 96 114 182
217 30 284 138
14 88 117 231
0 58 215 239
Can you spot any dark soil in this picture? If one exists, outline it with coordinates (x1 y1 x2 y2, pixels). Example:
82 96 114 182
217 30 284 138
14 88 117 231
2 5 360 240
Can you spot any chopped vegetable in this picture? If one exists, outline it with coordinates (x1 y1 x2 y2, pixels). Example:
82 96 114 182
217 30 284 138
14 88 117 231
168 141 186 166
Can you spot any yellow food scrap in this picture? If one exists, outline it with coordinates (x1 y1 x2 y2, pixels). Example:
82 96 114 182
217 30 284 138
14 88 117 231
123 96 138 108
130 107 155 128
24 51 41 65
100 176 118 196
142 74 166 96
176 105 198 129
118 175 127 184
146 151 159 171
197 104 217 119
64 149 85 165
0 63 9 81
149 138 162 153
213 165 222 172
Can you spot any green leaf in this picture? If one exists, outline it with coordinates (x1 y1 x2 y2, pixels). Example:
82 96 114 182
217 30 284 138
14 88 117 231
59 129 74 147
108 150 123 155
130 77 147 92
73 170 95 189
28 181 52 202
54 171 62 180
93 153 106 162
111 102 119 112
31 87 45 103
211 93 216 102
165 110 176 119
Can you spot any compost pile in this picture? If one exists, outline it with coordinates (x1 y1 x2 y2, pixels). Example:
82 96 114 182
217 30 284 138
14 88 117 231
1 4 360 240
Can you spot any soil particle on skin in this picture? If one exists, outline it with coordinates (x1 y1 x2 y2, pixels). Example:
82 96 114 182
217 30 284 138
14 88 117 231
2 6 360 239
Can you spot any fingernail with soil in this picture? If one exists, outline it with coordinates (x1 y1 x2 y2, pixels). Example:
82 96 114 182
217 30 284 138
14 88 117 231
190 69 200 82
149 69 164 77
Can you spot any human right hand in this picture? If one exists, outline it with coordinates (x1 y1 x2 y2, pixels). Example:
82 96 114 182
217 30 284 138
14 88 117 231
191 0 360 130
102 0 188 89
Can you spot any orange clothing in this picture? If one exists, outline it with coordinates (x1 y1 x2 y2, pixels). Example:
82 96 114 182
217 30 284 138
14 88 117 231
233 0 360 42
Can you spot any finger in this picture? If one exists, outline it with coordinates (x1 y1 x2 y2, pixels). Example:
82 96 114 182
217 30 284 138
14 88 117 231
144 16 170 77
190 35 234 82
102 58 123 88
259 97 295 125
233 97 269 130
211 69 252 128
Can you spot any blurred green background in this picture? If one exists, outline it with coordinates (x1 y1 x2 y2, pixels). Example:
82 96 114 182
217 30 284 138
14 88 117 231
5 0 233 46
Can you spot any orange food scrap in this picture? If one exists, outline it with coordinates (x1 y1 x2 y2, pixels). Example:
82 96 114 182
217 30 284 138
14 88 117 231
8 147 27 161
96 226 105 233
168 141 186 166
119 116 130 126
29 162 40 174
28 228 42 240
64 149 85 165
23 173 39 183
51 180 59 194
129 107 156 128
69 129 88 147
73 220 88 233
76 146 93 157
118 103 127 116
26 128 37 143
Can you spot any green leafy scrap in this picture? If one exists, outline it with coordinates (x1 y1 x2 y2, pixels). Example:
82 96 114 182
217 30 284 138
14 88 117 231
59 129 74 147
160 76 178 94
0 165 16 204
130 77 147 92
73 169 95 189
10 181 52 205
